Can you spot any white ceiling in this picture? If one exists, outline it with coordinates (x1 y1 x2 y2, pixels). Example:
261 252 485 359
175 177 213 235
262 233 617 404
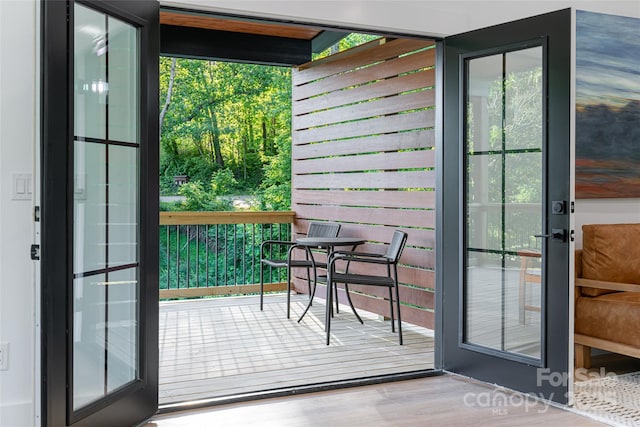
160 0 639 37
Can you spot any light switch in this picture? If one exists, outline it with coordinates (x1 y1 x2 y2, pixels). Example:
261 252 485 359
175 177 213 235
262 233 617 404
11 173 32 201
16 178 25 194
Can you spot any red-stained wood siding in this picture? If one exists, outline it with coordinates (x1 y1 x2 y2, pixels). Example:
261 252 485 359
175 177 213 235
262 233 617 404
291 37 436 329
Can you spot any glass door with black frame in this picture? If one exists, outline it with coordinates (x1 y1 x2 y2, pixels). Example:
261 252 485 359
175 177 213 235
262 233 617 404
440 9 571 404
41 1 159 425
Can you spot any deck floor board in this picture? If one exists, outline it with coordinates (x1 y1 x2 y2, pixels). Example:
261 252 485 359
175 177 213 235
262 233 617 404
159 294 434 404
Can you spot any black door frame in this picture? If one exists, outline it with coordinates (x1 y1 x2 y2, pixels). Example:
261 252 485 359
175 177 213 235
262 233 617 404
437 9 572 403
40 1 159 425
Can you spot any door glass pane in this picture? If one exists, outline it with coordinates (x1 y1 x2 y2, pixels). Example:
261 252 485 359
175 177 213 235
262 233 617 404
73 3 140 411
467 54 502 153
74 141 106 274
108 146 138 267
74 4 106 140
108 17 138 143
465 46 543 360
505 48 543 151
73 274 107 409
107 268 138 392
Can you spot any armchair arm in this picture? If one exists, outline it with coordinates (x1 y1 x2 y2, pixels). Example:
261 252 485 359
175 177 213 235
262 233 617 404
329 251 391 266
330 250 385 259
576 278 640 293
261 239 295 248
260 239 295 258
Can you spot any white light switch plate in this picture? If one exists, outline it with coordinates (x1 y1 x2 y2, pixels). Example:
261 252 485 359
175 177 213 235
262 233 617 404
0 342 8 370
11 173 32 201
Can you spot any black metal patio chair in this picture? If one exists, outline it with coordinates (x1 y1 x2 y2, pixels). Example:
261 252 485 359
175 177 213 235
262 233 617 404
259 221 341 318
321 230 408 345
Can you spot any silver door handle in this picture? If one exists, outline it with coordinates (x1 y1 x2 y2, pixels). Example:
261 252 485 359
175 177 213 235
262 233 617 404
534 229 566 241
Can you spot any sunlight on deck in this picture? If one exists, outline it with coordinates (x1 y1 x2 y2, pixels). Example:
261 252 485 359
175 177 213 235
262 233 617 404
159 294 434 405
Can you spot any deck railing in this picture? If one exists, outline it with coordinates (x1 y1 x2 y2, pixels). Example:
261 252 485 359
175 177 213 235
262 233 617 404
159 211 295 300
467 203 542 254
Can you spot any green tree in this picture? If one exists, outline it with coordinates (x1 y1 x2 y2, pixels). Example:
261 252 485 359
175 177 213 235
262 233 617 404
259 134 292 210
159 58 291 199
313 33 381 60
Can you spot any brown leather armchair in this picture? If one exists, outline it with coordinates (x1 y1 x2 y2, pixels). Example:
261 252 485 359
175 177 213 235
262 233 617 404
574 223 640 368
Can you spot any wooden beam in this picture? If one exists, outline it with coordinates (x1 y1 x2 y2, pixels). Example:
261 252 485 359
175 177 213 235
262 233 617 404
160 282 288 299
161 24 311 66
160 11 321 40
159 211 295 226
575 333 640 361
574 343 591 369
576 278 640 293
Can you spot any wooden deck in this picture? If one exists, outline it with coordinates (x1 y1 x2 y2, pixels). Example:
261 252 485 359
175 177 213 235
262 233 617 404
159 294 434 405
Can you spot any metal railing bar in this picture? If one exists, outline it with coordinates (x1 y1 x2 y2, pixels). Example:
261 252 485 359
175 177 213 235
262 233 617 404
159 212 294 297
215 225 218 286
186 225 190 289
196 224 200 287
205 224 209 288
176 225 180 289
166 225 170 290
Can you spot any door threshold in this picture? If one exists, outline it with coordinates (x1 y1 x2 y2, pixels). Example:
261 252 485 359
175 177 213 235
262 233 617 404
157 369 442 415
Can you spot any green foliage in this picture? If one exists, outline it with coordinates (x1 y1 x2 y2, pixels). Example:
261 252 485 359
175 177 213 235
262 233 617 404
469 67 543 205
160 57 292 204
160 200 185 212
177 181 211 211
258 134 292 210
160 154 218 195
177 181 233 211
210 168 238 196
159 223 292 291
313 33 381 60
160 35 375 206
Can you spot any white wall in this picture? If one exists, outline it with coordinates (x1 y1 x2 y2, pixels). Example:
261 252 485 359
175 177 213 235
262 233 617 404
0 1 638 426
574 199 640 248
0 1 37 426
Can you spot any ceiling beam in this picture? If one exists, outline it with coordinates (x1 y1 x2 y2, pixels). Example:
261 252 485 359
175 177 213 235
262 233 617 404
160 24 312 66
312 31 350 54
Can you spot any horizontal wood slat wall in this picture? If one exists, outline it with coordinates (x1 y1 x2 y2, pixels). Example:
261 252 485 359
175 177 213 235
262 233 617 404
293 130 435 160
293 48 435 101
294 190 435 210
293 150 435 174
291 37 436 329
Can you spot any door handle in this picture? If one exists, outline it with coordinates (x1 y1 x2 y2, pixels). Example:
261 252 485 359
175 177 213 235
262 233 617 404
534 228 566 241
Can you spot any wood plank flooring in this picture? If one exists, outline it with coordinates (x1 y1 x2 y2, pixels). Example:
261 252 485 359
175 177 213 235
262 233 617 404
159 294 434 405
147 374 605 426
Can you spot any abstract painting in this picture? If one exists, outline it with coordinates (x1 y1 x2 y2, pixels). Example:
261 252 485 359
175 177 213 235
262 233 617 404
575 11 640 199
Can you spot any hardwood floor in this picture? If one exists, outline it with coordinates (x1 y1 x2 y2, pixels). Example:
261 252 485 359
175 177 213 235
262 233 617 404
152 291 613 426
159 294 434 405
146 374 605 426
